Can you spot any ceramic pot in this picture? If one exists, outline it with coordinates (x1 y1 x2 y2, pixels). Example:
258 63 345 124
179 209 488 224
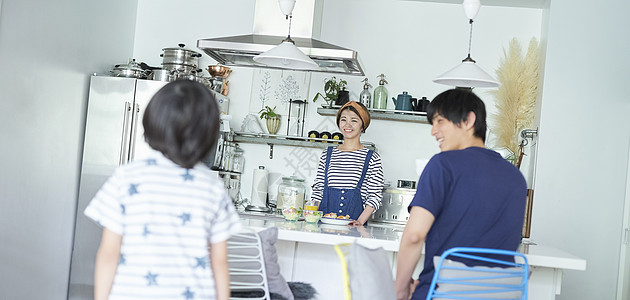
266 116 281 134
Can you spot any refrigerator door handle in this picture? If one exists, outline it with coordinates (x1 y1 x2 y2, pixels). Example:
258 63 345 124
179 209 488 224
128 102 141 162
119 101 133 165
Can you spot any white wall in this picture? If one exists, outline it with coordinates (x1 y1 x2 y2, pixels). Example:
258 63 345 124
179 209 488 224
133 0 542 200
0 0 138 298
531 0 630 299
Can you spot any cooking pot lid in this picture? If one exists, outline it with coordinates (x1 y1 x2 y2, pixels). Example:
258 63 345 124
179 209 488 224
162 43 199 53
114 59 143 71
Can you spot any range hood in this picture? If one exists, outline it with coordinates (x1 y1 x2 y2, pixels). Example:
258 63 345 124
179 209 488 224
197 0 364 76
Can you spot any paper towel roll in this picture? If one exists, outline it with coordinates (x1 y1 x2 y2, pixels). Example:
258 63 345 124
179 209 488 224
250 167 269 208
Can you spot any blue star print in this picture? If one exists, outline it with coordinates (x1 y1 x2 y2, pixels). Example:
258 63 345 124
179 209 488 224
119 253 126 265
145 271 158 286
146 158 157 165
128 184 139 195
178 213 191 225
182 287 195 300
181 170 194 181
120 203 126 215
143 224 151 237
194 256 209 269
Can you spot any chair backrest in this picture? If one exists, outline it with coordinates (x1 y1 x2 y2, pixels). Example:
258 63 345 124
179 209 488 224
334 242 396 300
227 227 270 300
426 247 529 300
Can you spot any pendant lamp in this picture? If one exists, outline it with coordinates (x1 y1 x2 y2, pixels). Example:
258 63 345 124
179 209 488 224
433 0 499 88
253 0 319 71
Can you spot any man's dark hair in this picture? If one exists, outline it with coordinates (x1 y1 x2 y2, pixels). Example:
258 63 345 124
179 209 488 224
427 88 487 142
143 80 220 169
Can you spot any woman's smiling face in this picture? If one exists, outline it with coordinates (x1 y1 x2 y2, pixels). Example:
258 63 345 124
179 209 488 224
338 109 363 140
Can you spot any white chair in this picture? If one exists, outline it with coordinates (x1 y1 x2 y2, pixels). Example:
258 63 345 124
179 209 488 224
426 247 529 300
227 227 270 300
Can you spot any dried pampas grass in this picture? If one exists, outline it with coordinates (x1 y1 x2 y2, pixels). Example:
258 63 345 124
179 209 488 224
491 37 539 156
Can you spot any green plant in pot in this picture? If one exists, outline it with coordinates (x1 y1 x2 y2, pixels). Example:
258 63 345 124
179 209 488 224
259 105 281 135
312 76 348 107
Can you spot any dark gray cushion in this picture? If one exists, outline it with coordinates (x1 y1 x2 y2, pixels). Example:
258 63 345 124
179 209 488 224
258 227 294 300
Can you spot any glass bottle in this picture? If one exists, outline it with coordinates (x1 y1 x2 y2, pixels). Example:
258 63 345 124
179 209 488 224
277 176 306 211
231 146 245 173
373 74 389 109
359 78 372 108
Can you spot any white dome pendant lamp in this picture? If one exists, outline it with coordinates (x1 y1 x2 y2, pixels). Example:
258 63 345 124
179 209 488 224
433 0 499 88
253 0 319 71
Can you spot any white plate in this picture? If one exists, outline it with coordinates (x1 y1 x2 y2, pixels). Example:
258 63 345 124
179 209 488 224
320 217 353 225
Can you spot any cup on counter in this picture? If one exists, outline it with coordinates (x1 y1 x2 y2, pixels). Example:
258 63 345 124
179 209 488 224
304 199 321 211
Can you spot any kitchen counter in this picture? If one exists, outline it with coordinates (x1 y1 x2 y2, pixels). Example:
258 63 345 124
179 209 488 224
238 212 586 299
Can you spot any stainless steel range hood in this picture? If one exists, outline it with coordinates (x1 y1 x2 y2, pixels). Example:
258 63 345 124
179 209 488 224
197 0 364 76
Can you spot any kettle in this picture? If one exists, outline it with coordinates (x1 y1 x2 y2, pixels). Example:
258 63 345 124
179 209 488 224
392 91 413 111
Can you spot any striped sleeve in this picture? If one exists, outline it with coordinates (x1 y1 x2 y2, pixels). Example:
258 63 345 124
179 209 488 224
363 152 384 211
208 191 242 244
309 149 328 203
84 169 125 235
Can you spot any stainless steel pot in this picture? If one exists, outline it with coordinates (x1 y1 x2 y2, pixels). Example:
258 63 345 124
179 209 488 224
110 59 150 79
161 43 202 67
162 64 198 74
151 69 174 82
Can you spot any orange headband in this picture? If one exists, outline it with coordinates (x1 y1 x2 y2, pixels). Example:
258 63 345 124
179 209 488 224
337 101 371 131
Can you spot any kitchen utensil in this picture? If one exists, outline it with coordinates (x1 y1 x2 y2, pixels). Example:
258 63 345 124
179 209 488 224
160 43 202 67
419 96 430 112
370 188 415 225
150 69 174 82
392 91 413 111
110 59 150 78
206 64 232 78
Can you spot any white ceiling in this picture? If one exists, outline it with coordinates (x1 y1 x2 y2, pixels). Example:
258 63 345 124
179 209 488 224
401 0 549 9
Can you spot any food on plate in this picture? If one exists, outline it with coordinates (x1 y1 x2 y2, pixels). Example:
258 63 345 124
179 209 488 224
323 212 351 220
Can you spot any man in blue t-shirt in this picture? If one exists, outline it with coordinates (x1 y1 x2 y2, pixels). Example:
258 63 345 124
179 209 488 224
394 89 527 300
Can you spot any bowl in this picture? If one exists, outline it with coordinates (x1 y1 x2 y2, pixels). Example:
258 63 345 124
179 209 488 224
303 210 323 223
206 64 232 77
282 207 300 221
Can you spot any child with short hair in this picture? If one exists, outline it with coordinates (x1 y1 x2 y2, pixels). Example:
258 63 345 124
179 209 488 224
85 80 241 300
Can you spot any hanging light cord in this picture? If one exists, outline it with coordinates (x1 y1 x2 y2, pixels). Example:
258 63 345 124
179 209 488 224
283 15 295 44
464 19 476 63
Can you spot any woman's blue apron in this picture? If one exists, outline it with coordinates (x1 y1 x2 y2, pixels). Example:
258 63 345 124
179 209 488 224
319 146 374 221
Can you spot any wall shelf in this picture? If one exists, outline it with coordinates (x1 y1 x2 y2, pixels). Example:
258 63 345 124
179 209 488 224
233 132 377 158
316 107 429 124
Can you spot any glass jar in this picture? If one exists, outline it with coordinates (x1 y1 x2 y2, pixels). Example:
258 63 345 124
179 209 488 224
277 176 306 210
231 147 244 173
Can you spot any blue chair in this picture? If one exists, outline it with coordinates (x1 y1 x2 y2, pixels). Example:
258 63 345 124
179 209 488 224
426 247 529 300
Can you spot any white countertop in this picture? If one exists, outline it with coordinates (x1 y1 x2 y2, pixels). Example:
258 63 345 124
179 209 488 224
239 212 586 271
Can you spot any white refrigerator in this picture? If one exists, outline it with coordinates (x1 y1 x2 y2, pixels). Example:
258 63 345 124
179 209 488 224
68 75 168 299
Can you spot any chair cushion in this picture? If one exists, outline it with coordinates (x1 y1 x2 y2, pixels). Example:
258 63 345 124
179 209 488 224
259 227 294 300
348 243 396 300
432 256 524 299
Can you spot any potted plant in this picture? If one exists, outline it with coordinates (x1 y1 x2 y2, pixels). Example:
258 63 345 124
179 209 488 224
259 105 281 134
312 76 348 107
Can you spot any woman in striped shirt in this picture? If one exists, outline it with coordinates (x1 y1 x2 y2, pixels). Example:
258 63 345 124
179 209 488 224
311 101 384 225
